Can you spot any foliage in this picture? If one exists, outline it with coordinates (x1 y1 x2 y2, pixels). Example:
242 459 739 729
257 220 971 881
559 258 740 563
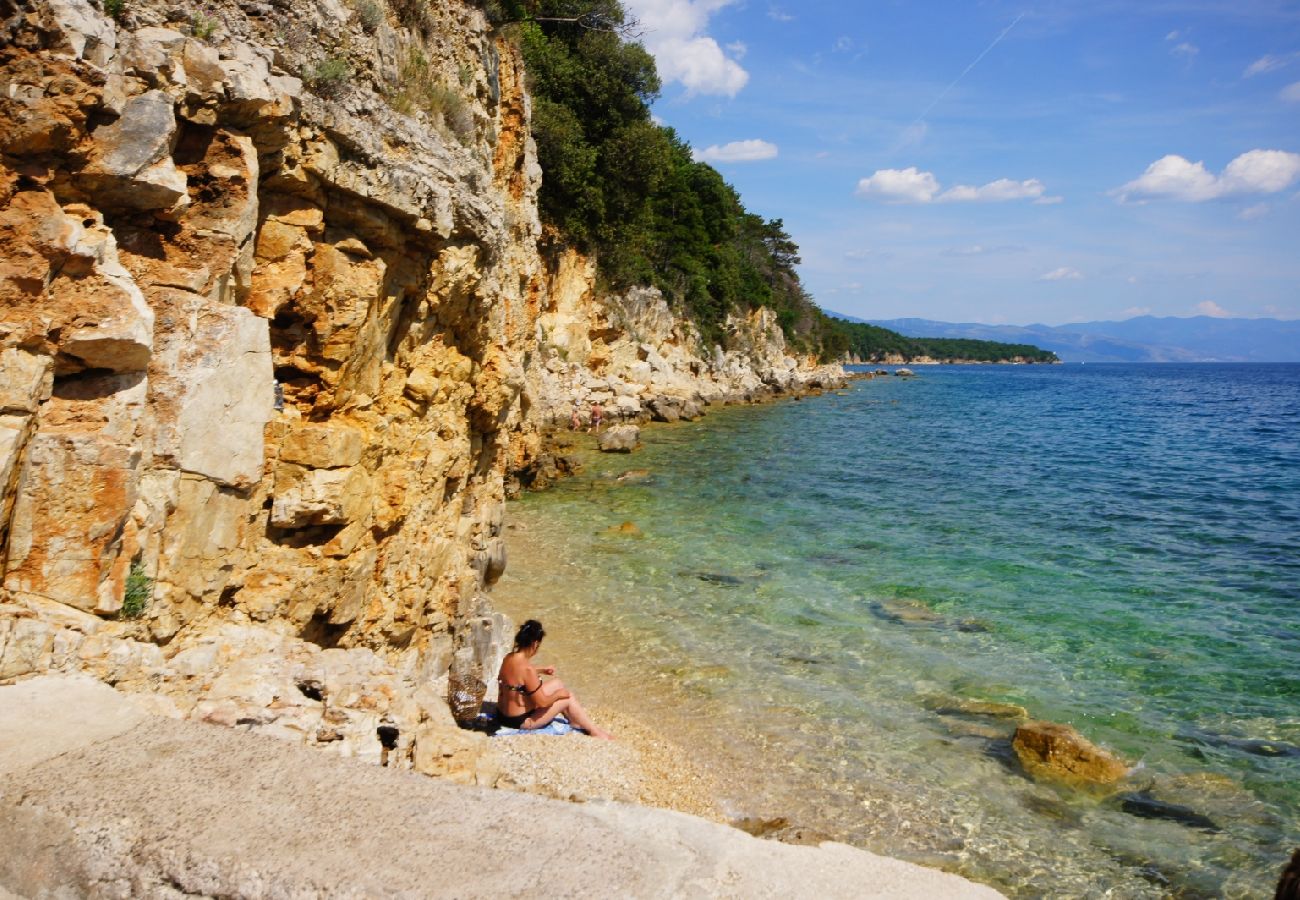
356 0 384 32
390 50 475 144
103 0 126 21
829 320 1059 363
190 12 218 40
120 561 152 620
306 56 352 97
514 3 834 353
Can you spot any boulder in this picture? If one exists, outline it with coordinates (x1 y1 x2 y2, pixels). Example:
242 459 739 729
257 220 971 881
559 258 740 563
894 368 915 377
1012 720 1131 788
77 91 189 212
598 424 640 453
412 724 500 787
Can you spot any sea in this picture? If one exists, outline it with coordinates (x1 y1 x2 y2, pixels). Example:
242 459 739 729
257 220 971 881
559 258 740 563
494 363 1300 898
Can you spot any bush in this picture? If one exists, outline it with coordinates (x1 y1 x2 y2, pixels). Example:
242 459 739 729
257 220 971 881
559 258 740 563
190 12 218 40
306 56 352 97
356 0 384 31
390 50 474 144
103 0 126 21
120 561 152 620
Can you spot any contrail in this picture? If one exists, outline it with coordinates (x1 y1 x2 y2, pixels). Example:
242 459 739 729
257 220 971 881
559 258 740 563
910 12 1025 130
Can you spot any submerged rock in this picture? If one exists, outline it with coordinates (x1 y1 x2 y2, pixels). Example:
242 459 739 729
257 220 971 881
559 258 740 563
1176 728 1300 759
923 694 1028 720
1012 720 1131 788
1117 791 1221 832
872 598 944 626
605 521 643 537
616 468 652 484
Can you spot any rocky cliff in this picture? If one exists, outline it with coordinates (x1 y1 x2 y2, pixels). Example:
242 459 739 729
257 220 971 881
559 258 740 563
0 0 842 771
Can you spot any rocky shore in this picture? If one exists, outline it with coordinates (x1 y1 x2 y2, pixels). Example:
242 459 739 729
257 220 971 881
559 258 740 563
0 674 1004 899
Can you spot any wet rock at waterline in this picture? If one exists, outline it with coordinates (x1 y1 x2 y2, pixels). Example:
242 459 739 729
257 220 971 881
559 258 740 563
598 425 640 453
605 522 643 537
1011 720 1131 788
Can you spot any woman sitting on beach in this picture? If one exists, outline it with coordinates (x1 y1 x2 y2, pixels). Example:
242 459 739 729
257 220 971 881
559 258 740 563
496 620 613 739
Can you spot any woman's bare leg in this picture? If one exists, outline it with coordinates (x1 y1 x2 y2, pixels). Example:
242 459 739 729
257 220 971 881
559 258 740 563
524 695 612 739
558 692 613 739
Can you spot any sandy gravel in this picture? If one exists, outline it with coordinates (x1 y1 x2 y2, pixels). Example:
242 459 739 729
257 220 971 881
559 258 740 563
493 707 725 822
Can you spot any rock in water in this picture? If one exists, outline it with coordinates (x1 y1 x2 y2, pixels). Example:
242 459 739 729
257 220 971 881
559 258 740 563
1012 720 1131 788
606 521 642 537
1117 792 1221 832
598 424 640 453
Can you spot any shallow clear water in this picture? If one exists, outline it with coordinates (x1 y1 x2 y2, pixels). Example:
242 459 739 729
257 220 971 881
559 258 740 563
496 364 1300 898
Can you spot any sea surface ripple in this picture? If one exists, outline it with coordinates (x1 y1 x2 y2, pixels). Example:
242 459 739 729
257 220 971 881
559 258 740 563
499 363 1300 898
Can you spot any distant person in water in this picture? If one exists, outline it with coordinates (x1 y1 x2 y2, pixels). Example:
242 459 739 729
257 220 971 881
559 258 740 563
588 402 603 434
496 620 613 739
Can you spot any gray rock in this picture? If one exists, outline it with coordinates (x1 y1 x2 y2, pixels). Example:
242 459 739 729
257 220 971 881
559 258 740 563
79 91 188 210
598 424 640 453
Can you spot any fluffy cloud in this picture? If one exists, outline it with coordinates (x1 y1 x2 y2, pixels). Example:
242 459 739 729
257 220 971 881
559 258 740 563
693 139 778 163
1113 149 1300 202
855 167 941 203
1195 300 1230 317
1040 267 1083 281
1170 42 1199 60
855 169 1056 204
1238 203 1270 220
1282 82 1300 103
939 178 1049 202
623 0 749 96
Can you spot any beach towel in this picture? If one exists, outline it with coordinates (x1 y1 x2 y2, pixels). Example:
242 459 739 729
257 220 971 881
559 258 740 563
482 714 583 737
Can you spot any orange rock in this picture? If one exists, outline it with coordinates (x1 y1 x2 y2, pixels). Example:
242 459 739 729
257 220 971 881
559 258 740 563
1012 720 1131 788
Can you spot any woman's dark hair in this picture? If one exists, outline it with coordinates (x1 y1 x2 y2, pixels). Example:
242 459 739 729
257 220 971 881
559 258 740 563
514 619 545 651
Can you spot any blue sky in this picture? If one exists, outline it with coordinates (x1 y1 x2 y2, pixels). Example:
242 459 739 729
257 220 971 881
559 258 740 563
621 0 1300 325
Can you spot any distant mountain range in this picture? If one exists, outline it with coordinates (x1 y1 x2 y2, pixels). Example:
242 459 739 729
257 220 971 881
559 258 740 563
827 314 1300 363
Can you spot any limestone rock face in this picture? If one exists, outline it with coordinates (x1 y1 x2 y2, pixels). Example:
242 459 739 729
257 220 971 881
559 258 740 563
0 0 843 771
1012 720 1131 788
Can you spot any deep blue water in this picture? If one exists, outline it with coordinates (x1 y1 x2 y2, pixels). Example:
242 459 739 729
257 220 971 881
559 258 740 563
502 363 1300 897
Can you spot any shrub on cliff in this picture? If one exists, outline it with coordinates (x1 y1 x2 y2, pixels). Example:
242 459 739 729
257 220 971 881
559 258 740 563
490 0 834 355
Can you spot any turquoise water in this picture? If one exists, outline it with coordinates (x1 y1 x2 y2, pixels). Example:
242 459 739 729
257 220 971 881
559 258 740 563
498 364 1300 898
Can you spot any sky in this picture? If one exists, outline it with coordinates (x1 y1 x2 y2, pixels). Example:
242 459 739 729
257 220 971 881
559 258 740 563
619 0 1300 325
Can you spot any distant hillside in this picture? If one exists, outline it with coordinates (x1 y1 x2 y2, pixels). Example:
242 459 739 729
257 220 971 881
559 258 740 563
827 318 1058 364
854 316 1300 363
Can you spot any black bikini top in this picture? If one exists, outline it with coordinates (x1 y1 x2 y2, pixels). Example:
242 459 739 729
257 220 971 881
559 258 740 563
499 678 540 696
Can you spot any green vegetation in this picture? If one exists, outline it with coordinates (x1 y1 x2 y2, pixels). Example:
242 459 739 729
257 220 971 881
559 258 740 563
390 50 475 144
120 561 152 620
356 0 384 32
465 1 1054 364
831 320 1059 363
103 0 126 21
189 11 218 40
306 56 352 96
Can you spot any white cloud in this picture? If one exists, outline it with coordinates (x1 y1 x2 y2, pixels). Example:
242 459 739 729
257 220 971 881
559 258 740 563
1170 42 1199 59
1238 202 1270 220
1281 82 1300 103
694 139 778 163
939 178 1048 203
844 249 874 260
725 40 747 60
1165 29 1186 42
1113 149 1300 202
1122 306 1151 317
767 5 793 22
623 0 749 97
855 169 1054 204
855 167 941 203
1244 53 1298 78
1040 267 1083 281
1195 300 1230 317
1126 276 1140 285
